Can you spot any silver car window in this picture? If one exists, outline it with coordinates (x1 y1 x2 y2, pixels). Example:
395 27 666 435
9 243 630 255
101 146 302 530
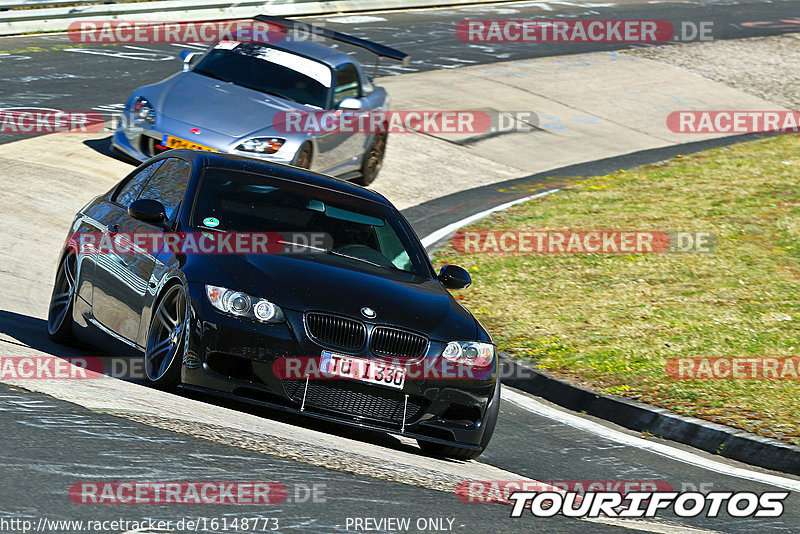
333 63 361 107
192 44 331 109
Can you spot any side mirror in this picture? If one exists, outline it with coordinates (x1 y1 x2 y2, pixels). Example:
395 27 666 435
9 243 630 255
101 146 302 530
338 97 363 111
180 50 199 71
438 265 471 290
128 199 167 224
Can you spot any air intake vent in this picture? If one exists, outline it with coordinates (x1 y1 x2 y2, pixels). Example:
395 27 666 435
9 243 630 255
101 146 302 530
305 313 366 351
282 379 425 425
370 327 428 358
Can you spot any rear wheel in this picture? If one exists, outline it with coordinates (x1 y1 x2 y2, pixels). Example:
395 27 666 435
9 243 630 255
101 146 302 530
355 133 386 186
144 284 187 389
417 379 500 460
47 253 77 343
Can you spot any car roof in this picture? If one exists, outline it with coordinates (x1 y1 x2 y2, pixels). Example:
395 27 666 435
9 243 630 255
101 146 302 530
180 150 392 206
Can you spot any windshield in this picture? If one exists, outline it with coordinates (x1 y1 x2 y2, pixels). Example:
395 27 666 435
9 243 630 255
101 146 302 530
192 167 428 276
191 43 331 108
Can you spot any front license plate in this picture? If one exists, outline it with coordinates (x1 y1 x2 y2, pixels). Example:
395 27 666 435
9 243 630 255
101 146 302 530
162 134 216 152
319 351 406 389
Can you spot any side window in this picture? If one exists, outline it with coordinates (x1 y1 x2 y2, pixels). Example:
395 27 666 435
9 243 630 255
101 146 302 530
113 160 165 206
137 158 192 221
333 63 361 107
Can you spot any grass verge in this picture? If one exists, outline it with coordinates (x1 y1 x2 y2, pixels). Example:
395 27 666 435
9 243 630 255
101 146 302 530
434 135 800 445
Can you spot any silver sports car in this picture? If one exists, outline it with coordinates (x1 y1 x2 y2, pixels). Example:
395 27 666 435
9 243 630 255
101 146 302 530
111 17 409 185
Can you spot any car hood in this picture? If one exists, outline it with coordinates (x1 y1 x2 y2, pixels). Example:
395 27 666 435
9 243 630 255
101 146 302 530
155 72 303 138
206 253 478 341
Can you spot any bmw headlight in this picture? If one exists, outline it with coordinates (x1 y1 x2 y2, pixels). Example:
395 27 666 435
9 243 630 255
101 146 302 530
205 285 284 323
131 96 155 126
442 341 495 368
236 137 285 154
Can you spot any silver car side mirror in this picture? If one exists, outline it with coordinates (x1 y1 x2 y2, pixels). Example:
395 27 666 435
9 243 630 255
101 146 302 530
180 51 199 72
338 97 363 111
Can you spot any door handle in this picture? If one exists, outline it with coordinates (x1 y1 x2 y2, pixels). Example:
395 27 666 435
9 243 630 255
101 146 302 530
107 224 119 235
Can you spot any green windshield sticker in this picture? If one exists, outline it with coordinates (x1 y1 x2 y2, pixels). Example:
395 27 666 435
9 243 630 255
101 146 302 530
203 217 219 228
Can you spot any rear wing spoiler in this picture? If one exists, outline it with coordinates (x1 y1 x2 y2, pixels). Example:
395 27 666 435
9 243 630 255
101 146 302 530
255 15 410 66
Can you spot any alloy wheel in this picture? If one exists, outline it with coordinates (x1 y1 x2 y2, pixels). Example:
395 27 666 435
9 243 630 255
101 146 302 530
145 284 187 382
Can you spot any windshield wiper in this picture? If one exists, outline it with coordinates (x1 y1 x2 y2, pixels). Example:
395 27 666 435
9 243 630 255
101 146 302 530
279 242 402 272
325 249 399 271
280 240 326 252
196 225 226 233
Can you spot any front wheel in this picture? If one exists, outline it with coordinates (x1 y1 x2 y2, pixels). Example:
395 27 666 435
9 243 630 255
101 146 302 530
355 133 386 186
47 253 77 343
144 284 187 389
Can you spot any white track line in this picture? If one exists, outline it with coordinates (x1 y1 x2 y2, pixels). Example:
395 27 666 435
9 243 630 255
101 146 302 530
503 388 800 493
420 188 560 249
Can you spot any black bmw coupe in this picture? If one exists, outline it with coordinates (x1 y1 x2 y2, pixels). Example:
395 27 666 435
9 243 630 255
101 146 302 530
47 150 499 459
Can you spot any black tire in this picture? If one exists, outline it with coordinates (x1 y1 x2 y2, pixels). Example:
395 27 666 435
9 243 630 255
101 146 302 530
355 133 386 186
47 253 77 343
417 379 501 460
144 283 187 389
293 143 312 169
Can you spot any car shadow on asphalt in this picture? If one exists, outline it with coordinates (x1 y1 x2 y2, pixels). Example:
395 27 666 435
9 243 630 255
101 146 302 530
0 309 106 359
83 136 138 166
0 309 151 387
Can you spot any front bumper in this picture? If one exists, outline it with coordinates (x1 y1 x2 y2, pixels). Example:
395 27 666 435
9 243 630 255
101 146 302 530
182 282 498 448
111 113 297 165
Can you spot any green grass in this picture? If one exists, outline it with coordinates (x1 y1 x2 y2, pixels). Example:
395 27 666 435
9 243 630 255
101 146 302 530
435 136 800 444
